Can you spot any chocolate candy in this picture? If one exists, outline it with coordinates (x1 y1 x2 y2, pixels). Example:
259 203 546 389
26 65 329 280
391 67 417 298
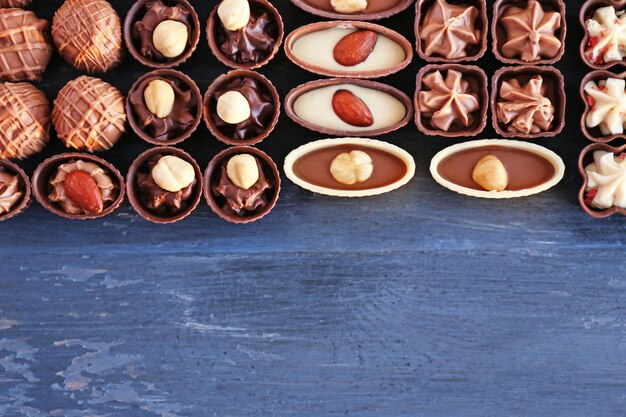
204 69 279 145
52 0 123 73
415 64 488 137
53 76 126 152
0 159 30 221
580 69 626 143
32 153 125 220
0 9 53 82
127 69 202 145
289 0 413 20
0 82 50 160
0 0 32 7
285 78 412 137
581 2 626 69
125 0 200 68
205 146 279 223
207 0 283 69
285 21 412 78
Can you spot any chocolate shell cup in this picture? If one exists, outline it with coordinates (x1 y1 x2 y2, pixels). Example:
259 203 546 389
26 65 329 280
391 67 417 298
284 21 413 79
580 0 626 70
0 159 30 221
127 146 202 224
204 146 280 224
491 65 565 139
289 0 413 21
492 0 566 65
578 142 626 218
203 69 280 146
579 70 626 143
32 153 125 220
207 0 284 70
415 0 488 63
124 0 200 69
127 69 202 146
415 64 488 137
285 78 413 137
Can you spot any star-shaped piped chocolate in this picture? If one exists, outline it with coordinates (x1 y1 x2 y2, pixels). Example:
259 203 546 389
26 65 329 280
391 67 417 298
418 69 480 131
419 0 480 59
500 0 562 62
496 75 555 134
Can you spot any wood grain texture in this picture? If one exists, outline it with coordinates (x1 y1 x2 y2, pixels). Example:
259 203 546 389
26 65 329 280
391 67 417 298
1 1 625 417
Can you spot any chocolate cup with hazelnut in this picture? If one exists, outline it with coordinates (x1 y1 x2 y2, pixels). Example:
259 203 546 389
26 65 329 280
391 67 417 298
289 0 414 21
492 0 566 65
127 146 203 224
203 69 280 146
414 64 488 137
127 69 203 146
0 159 31 222
578 142 626 218
32 153 125 220
204 146 280 224
415 0 488 63
124 0 200 69
207 0 284 70
490 65 565 139
579 70 626 143
580 0 626 70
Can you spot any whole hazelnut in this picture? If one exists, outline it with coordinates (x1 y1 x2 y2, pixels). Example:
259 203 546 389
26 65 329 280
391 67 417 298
218 0 251 31
143 79 175 118
216 91 251 124
330 0 368 14
226 154 259 190
152 20 189 58
472 155 508 192
330 150 373 185
152 155 196 192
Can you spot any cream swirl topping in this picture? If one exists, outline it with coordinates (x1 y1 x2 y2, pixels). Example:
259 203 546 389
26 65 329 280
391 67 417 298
585 78 626 135
585 6 626 64
585 150 626 209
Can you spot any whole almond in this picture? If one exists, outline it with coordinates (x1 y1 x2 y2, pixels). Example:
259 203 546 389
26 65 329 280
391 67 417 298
332 89 374 127
63 170 104 213
333 30 378 67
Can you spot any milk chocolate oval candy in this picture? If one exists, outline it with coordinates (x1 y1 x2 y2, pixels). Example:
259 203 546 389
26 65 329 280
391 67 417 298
289 0 413 21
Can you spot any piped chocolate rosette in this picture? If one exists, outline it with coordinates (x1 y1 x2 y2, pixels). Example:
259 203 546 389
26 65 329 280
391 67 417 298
0 160 30 221
584 5 626 67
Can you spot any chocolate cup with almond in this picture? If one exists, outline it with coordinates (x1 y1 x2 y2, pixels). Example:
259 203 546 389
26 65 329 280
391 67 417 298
493 0 566 65
127 69 202 146
580 0 626 70
578 142 626 218
207 0 284 70
204 146 280 224
124 0 200 69
491 65 565 139
415 0 488 63
32 153 125 220
203 70 280 146
414 64 488 137
126 146 203 224
579 70 626 143
0 159 31 222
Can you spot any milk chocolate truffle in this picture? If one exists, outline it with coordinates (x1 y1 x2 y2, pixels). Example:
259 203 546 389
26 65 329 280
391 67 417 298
0 0 32 7
204 69 279 146
205 146 279 223
127 147 202 224
207 0 284 69
0 159 29 221
125 0 200 68
416 0 487 62
0 9 53 82
52 0 123 73
494 0 565 64
0 82 50 160
127 69 202 145
53 76 126 152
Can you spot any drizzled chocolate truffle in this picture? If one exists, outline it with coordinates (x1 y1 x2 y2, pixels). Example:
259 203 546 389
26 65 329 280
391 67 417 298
0 0 32 7
205 146 279 223
53 76 126 152
52 0 123 73
128 69 202 145
0 9 53 82
208 0 283 69
0 160 29 221
204 69 279 145
125 0 200 68
0 82 50 160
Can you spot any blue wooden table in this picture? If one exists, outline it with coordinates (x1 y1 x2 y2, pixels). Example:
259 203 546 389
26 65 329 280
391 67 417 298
2 1 626 416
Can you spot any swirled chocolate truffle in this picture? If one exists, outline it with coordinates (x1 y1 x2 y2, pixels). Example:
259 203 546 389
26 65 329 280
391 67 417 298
0 9 53 82
0 167 23 215
52 0 123 73
0 0 32 7
0 82 50 160
496 75 554 134
53 76 126 152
